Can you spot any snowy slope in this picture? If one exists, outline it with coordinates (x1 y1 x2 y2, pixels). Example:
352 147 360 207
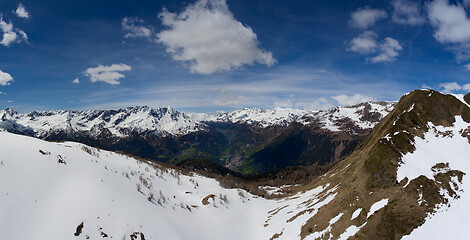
0 131 342 240
398 116 470 239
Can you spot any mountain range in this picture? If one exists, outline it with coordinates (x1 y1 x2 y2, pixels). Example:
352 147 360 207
1 89 470 239
0 101 395 174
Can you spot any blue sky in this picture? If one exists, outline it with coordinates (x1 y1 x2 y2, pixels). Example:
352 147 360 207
0 0 470 113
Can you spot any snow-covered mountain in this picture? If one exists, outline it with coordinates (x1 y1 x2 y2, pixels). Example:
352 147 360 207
0 106 205 138
0 101 396 139
2 90 470 239
0 131 342 240
194 107 312 128
298 101 396 132
0 101 397 174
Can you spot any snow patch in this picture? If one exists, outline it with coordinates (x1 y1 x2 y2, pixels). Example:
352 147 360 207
337 223 367 240
351 208 362 220
367 199 389 218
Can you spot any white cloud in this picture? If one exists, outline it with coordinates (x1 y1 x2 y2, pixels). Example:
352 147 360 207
427 0 470 44
438 82 470 93
72 78 80 84
331 94 375 106
1 31 17 46
349 7 387 29
274 99 293 108
349 31 378 54
84 64 131 85
464 84 470 91
349 33 403 63
15 4 30 19
0 69 13 86
121 17 154 39
294 98 333 110
369 37 403 63
275 98 333 110
464 63 470 70
213 87 245 105
156 0 275 74
0 17 27 46
392 0 425 25
17 29 28 41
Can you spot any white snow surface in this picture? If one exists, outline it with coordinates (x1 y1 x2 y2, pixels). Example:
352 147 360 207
306 212 344 240
397 115 470 240
451 94 470 108
367 199 389 218
397 116 470 185
337 223 366 240
0 132 341 240
351 208 362 220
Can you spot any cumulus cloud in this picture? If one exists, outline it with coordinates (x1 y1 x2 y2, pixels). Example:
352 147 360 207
349 31 378 54
121 17 154 39
157 0 275 74
331 94 375 106
15 4 30 19
369 37 403 63
439 82 470 93
349 32 402 63
392 0 425 25
427 0 470 44
426 0 470 64
72 78 80 84
0 69 13 85
84 64 131 85
0 16 28 46
349 7 387 29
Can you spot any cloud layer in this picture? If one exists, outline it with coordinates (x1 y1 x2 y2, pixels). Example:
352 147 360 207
157 0 275 74
331 94 374 106
84 64 131 85
0 69 13 86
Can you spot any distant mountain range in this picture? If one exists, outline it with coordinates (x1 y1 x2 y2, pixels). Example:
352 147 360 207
0 101 395 173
